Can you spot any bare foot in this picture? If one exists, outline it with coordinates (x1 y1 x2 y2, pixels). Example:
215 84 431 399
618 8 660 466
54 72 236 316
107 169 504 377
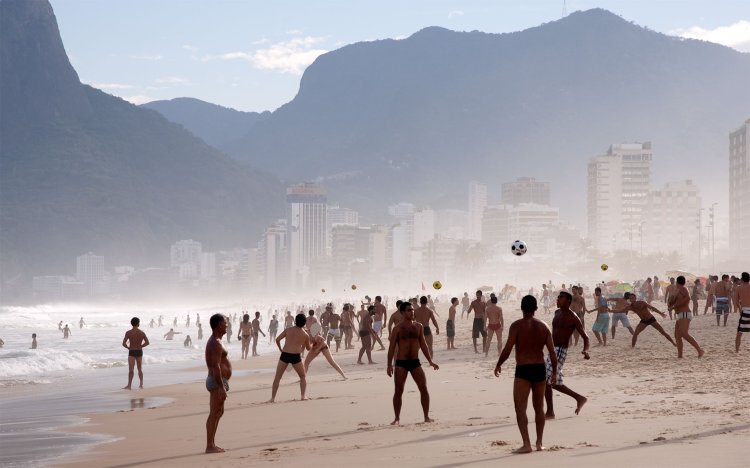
536 443 546 451
698 348 705 358
423 417 434 423
379 347 385 351
545 413 555 420
139 385 143 389
357 361 364 365
368 361 377 365
390 419 400 426
122 386 131 390
266 398 275 403
300 397 308 401
575 397 588 415
205 446 226 453
513 446 533 454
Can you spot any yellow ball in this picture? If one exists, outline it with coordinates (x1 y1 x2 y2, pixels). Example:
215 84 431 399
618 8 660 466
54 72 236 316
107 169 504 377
601 264 609 271
433 280 442 290
351 284 357 290
321 288 326 293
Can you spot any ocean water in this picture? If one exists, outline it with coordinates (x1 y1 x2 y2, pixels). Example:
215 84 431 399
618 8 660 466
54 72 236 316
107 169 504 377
0 303 276 467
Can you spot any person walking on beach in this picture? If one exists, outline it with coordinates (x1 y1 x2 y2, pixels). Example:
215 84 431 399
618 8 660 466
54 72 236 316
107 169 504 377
415 296 439 357
269 313 311 402
461 292 470 319
734 272 750 352
205 314 231 453
304 333 347 380
326 308 342 352
669 276 704 358
387 301 439 425
341 304 356 349
239 314 252 359
284 311 294 329
197 323 203 340
571 286 587 346
664 277 677 320
446 297 458 350
494 295 556 454
251 312 265 357
484 295 504 357
122 317 150 390
467 290 487 353
62 324 72 339
545 291 590 419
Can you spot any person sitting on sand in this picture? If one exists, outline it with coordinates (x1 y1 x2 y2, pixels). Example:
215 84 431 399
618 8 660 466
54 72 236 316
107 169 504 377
304 334 347 380
494 295 556 454
387 300 439 425
545 291 590 419
269 314 311 402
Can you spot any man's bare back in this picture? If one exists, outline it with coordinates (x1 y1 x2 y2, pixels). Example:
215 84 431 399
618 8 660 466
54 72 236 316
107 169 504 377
509 318 552 365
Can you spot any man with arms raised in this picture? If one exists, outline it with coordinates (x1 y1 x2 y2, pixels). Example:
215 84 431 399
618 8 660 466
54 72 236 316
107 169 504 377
387 301 439 425
415 296 439 357
669 276 704 358
610 293 676 347
484 295 504 357
269 313 312 402
205 314 231 453
494 296 556 453
545 291 590 419
122 317 150 389
733 272 750 352
466 290 487 353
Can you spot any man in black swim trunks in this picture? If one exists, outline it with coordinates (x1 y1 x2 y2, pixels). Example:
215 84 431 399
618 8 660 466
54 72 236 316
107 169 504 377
466 290 487 353
269 313 312 402
609 293 676 348
122 317 150 390
494 296 556 454
387 301 439 425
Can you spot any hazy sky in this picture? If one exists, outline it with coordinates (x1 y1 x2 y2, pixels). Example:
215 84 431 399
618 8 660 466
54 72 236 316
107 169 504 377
51 0 749 112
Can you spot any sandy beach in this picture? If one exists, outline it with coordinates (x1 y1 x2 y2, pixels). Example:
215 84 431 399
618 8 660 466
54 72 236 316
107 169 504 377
58 301 747 468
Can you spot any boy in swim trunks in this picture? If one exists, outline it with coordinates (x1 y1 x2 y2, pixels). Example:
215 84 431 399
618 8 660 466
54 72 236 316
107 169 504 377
269 313 312 402
122 317 150 390
494 295 556 453
484 295 504 357
610 293 676 348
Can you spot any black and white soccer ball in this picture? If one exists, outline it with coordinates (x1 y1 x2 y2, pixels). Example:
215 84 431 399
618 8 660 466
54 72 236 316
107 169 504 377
511 240 527 256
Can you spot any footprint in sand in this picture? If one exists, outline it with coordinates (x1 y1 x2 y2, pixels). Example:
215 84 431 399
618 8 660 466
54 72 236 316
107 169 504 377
491 441 508 446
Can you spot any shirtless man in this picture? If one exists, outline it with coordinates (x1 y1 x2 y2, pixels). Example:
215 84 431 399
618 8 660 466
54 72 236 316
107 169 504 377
319 305 332 338
544 292 590 419
446 297 458 350
608 293 635 339
691 279 703 317
371 296 387 350
304 334 346 380
357 306 376 364
642 277 654 304
664 277 677 320
704 276 716 315
268 315 278 344
590 287 610 346
252 312 265 356
715 274 732 327
467 290 487 353
284 311 294 329
540 285 551 314
205 314 231 453
326 307 342 352
570 286 587 346
494 295 556 454
341 304 356 349
62 324 72 339
461 292 470 319
164 328 181 340
733 272 750 352
388 300 404 336
122 317 150 389
387 301 439 425
270 314 311 402
306 310 321 337
415 296 439 357
238 314 252 359
484 295 504 357
610 293 676 348
669 276 704 358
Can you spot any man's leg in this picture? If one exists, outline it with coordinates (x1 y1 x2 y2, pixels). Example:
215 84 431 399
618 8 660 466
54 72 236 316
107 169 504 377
291 362 307 400
322 349 347 379
269 360 288 402
484 332 493 356
544 384 555 419
674 321 684 358
206 390 225 453
651 322 677 346
736 332 743 353
357 337 366 364
677 320 704 357
592 331 603 345
303 348 320 372
531 380 547 451
611 323 617 339
512 378 533 454
391 367 408 425
497 331 503 356
724 312 729 327
135 357 144 388
411 367 433 423
364 336 375 363
550 384 587 415
426 335 433 358
124 356 135 389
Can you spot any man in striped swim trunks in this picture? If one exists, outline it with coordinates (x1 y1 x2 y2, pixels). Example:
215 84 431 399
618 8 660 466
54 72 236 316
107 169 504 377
715 274 732 327
734 272 750 352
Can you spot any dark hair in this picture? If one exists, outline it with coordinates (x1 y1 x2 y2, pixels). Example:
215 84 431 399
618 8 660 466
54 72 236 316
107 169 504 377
243 313 250 322
399 301 410 312
209 313 225 330
451 297 458 304
131 317 140 326
559 291 573 302
255 311 261 317
676 276 686 285
309 310 315 316
32 333 37 338
368 305 375 315
476 290 482 295
595 287 601 293
396 300 403 307
521 295 537 313
722 274 729 280
375 295 382 302
491 296 498 304
295 313 307 327
742 272 749 282
343 304 349 311
420 296 427 305
623 292 630 299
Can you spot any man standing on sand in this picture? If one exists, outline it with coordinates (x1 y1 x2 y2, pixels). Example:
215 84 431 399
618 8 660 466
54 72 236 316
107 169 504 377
341 304 356 349
251 311 265 357
541 285 551 314
319 305 332 339
269 314 311 402
446 297 458 350
357 306 377 364
610 293 676 348
373 296 388 338
669 276 704 358
494 295 556 454
715 274 732 327
571 286 587 347
387 301 439 425
415 296 439 357
461 292 470 319
484 295 504 357
388 300 404 336
467 290 487 353
205 314 231 453
545 291 590 419
122 317 150 389
326 307 342 352
664 277 677 320
590 287 610 346
734 272 750 352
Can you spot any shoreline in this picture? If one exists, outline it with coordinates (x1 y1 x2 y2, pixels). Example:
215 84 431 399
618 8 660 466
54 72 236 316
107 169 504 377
55 308 747 467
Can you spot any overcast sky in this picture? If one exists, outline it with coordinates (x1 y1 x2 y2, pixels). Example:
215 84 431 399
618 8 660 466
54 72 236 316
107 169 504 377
50 0 750 112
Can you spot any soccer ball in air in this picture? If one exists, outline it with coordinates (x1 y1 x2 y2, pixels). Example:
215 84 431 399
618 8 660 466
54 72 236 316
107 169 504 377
351 284 357 290
601 264 608 271
511 240 527 256
321 288 326 293
433 280 442 290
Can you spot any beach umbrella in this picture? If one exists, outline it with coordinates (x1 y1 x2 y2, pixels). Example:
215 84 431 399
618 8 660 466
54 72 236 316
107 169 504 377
614 283 633 292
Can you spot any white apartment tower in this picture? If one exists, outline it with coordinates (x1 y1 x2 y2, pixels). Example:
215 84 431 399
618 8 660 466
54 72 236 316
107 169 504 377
468 181 487 242
287 183 327 289
587 142 652 252
729 119 750 257
642 180 701 257
76 252 104 295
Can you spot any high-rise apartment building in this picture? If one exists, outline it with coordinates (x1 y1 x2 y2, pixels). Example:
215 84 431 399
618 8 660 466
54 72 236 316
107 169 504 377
260 220 287 291
76 252 105 295
587 142 652 252
287 183 327 288
642 180 701 258
501 177 550 206
468 182 487 241
729 119 750 256
412 209 435 248
170 240 202 267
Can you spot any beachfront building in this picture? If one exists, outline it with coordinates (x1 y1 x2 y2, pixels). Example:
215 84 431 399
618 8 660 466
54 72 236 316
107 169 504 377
501 177 550 206
642 180 701 258
729 119 750 260
587 142 652 252
76 252 107 295
287 183 327 289
467 181 487 242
